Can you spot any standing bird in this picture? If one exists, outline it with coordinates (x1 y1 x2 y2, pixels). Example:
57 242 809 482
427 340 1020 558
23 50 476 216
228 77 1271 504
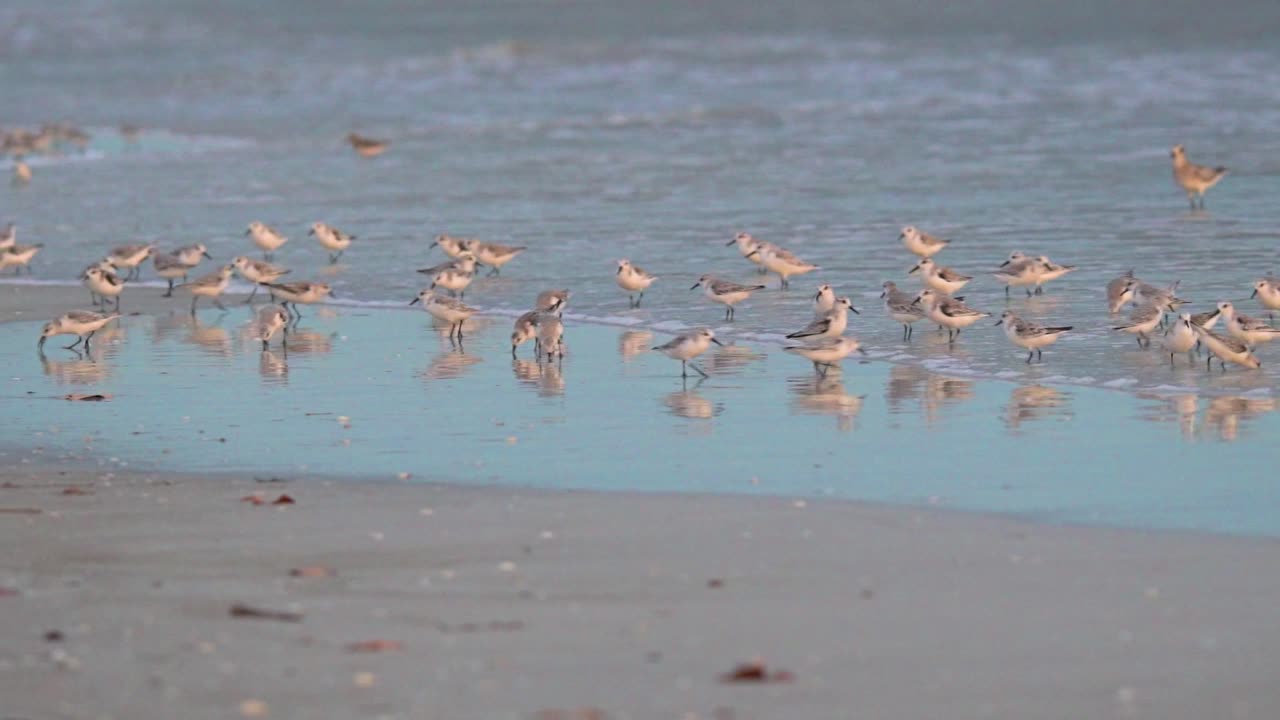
1171 144 1227 209
691 275 766 321
431 234 471 260
410 289 475 340
153 252 191 297
263 281 334 319
1032 256 1076 294
993 252 1043 297
347 132 388 157
37 311 120 352
1250 278 1280 322
784 336 866 376
254 305 290 350
1163 313 1198 367
1107 271 1138 314
914 289 990 344
899 226 950 258
908 257 972 295
536 289 570 315
1113 303 1164 348
181 265 234 314
786 297 858 340
616 259 657 307
652 328 723 378
511 310 540 358
309 222 354 263
727 232 773 274
1194 326 1261 371
0 243 42 274
233 256 291 303
881 281 926 340
536 313 565 363
0 222 16 250
746 244 819 289
246 222 288 260
995 310 1071 364
465 240 526 275
421 252 477 298
1216 301 1280 347
106 243 154 281
172 243 213 268
83 266 124 310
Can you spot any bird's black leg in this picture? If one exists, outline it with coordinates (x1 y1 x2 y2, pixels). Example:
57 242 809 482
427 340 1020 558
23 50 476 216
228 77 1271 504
692 362 708 378
65 336 82 350
1026 350 1033 364
681 360 688 378
190 296 199 314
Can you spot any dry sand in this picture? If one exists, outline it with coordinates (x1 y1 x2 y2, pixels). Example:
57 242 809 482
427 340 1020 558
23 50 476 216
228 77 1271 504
3 283 1280 719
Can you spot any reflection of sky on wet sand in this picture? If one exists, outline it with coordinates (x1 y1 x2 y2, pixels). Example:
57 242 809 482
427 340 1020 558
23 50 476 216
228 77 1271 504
4 310 1280 535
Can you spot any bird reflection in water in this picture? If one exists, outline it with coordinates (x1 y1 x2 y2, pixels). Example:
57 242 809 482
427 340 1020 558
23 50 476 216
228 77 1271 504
421 349 482 382
618 330 653 362
1003 385 1071 433
1204 396 1276 442
1137 394 1199 440
703 343 765 375
258 349 288 384
663 384 720 420
788 374 865 432
184 316 232 358
886 365 974 424
511 358 564 396
40 348 110 385
283 328 335 355
922 373 975 425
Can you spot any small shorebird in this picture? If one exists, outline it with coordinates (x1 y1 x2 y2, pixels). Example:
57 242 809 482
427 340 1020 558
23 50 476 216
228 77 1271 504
0 223 15 250
1215 301 1280 347
784 336 866 375
787 297 857 340
1163 313 1199 367
727 232 773 274
652 328 723 378
1031 256 1076 294
1171 144 1226 209
536 313 565 363
993 252 1043 297
172 243 213 268
536 289 570 315
511 310 540 357
422 252 476 298
153 252 191 296
0 243 42 274
246 222 288 260
1107 270 1138 314
309 222 354 263
914 289 989 344
181 265 234 313
1194 326 1261 371
995 310 1071 363
263 281 333 319
233 256 291 302
410 289 475 339
254 305 290 350
899 226 949 258
1251 278 1280 321
813 284 836 316
83 266 124 310
616 259 657 307
465 239 526 275
81 259 117 304
38 311 119 352
909 257 972 295
691 274 766 321
1113 302 1163 348
881 281 926 340
1136 281 1187 312
746 244 818 288
106 243 155 281
347 132 388 158
431 234 471 260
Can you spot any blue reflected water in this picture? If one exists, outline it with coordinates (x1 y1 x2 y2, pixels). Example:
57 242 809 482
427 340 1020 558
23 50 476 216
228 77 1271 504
3 307 1279 536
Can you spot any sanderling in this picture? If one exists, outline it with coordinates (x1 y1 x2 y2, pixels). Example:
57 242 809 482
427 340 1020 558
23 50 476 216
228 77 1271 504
254 305 290 350
1251 277 1280 321
347 132 388 158
1112 302 1163 348
181 265 234 314
691 274 766 321
233 256 291 303
536 289 570 315
813 284 836 316
727 232 773 274
1163 313 1198 367
1107 270 1138 314
899 226 949 258
246 222 288 260
80 259 117 305
1215 301 1280 347
914 289 990 344
309 222 355 263
536 313 565 363
1137 280 1187 312
37 310 119 352
786 297 858 340
908 257 972 295
746 244 818 289
1171 144 1227 209
0 223 15 250
172 243 213 268
410 289 475 339
153 252 191 297
612 259 656 308
511 310 540 357
993 252 1043 297
1031 256 1076 294
431 234 471 260
263 281 334 319
881 281 925 340
652 328 723 378
1194 325 1261 371
0 243 42 275
83 266 124 310
105 243 154 281
423 251 477 298
784 335 866 375
995 310 1071 363
465 240 526 276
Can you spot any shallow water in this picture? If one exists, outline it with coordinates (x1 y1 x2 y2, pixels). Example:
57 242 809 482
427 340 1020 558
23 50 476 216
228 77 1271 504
3 308 1280 536
3 1 1280 396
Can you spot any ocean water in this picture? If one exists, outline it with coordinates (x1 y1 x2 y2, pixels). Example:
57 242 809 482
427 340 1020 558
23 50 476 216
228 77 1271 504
3 310 1280 536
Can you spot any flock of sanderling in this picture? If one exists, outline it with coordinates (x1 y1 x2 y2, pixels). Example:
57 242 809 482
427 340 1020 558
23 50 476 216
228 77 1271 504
15 142 1280 377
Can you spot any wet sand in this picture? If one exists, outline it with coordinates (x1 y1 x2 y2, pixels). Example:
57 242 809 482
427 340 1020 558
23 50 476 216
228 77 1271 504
3 284 1280 718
